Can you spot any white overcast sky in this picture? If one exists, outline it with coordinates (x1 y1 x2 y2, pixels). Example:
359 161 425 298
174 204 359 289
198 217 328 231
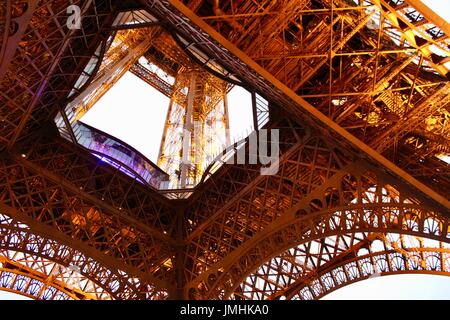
0 0 448 301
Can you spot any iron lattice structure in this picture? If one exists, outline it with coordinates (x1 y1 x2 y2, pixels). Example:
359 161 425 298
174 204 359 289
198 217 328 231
0 0 449 300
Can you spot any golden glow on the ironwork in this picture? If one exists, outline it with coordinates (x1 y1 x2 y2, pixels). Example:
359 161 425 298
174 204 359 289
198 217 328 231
157 68 231 188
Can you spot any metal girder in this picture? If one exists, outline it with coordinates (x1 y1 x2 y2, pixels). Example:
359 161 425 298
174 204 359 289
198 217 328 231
0 216 114 300
111 9 160 31
10 154 173 244
176 115 447 299
0 0 449 301
157 67 230 189
6 1 97 149
404 0 450 39
371 82 450 152
156 0 449 198
0 266 83 300
373 0 448 76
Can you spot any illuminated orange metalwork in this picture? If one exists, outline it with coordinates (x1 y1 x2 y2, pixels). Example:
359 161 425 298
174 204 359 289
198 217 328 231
0 0 448 300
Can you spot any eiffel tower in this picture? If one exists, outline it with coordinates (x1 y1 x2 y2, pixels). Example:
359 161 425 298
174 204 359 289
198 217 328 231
0 0 448 300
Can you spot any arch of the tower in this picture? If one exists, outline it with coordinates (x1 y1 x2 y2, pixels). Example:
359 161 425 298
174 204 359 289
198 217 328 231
184 164 450 299
234 233 450 300
0 268 74 300
0 211 169 300
1 0 449 302
0 253 109 300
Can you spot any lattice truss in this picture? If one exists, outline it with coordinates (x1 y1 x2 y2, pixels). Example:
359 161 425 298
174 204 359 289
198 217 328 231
0 0 449 300
238 231 450 300
0 213 113 300
180 119 449 299
158 67 231 188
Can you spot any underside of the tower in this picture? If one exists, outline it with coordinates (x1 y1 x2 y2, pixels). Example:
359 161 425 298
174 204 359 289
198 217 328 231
0 0 449 300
